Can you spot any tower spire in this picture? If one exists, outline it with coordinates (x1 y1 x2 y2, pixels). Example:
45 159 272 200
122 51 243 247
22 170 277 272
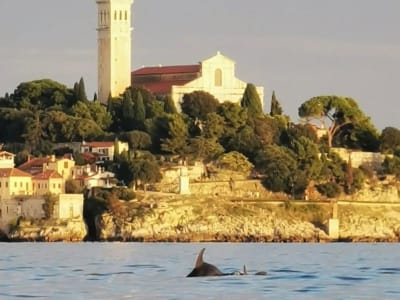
96 0 134 103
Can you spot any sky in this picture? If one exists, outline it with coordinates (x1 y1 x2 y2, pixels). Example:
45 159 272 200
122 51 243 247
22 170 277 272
0 0 399 130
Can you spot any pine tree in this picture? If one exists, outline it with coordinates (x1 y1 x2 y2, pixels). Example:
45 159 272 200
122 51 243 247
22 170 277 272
240 83 263 118
270 90 283 116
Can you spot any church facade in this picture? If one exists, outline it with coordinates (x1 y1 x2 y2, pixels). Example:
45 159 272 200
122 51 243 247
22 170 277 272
96 1 264 108
132 52 264 110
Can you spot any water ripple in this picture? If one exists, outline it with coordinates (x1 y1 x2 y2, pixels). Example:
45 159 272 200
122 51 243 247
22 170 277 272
378 267 400 274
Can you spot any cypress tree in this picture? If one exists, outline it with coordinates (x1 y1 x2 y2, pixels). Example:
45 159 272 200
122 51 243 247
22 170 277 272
240 83 263 118
133 91 146 127
122 89 135 131
270 90 283 116
93 92 98 102
164 95 177 114
78 77 88 101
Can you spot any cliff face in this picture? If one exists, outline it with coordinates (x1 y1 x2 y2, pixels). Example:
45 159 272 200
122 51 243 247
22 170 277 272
95 196 329 242
9 219 87 242
95 195 400 243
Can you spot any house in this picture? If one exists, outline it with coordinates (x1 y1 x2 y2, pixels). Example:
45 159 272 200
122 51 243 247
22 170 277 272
0 151 15 169
80 140 129 162
0 168 33 200
32 170 65 196
73 164 116 190
132 52 264 111
18 155 75 180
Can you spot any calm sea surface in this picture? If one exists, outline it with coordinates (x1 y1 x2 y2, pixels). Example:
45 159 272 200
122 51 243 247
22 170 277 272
1 243 400 299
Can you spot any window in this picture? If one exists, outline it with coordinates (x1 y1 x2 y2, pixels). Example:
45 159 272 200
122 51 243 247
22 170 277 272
215 69 222 86
0 182 1 188
125 10 128 20
114 10 117 20
64 161 68 169
120 10 122 20
53 184 56 189
20 182 23 188
14 182 17 188
6 182 8 188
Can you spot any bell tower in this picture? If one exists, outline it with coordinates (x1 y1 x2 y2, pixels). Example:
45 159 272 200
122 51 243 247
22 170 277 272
96 0 133 103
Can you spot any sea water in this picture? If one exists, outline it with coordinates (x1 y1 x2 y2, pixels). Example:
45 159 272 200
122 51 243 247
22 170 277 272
1 243 400 299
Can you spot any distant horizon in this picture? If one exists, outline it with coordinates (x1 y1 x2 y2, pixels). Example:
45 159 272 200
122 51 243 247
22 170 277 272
0 0 399 130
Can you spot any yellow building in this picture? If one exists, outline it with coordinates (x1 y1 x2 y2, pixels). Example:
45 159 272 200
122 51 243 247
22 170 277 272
0 151 15 169
19 155 75 181
96 0 134 102
0 168 32 200
32 170 65 196
132 52 264 111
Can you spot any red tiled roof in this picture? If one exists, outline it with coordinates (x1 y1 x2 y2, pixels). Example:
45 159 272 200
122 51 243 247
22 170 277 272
83 142 114 148
132 65 200 76
18 157 50 171
33 170 63 180
133 80 194 95
0 168 31 178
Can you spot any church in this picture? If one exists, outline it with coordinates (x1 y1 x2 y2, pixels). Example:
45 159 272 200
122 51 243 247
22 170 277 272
96 0 264 108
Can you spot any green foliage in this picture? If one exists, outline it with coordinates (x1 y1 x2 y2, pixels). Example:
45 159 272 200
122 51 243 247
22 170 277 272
202 112 225 139
124 130 152 150
42 193 57 219
255 145 299 193
115 154 162 188
382 156 400 178
380 127 400 154
133 90 146 128
216 151 254 174
159 114 189 155
188 136 224 162
240 83 263 118
181 91 220 120
77 77 88 102
163 95 178 114
121 89 135 131
270 90 283 116
316 182 341 198
225 125 262 161
298 96 374 148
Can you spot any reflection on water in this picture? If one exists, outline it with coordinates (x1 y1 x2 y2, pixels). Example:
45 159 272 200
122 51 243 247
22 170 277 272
0 243 399 299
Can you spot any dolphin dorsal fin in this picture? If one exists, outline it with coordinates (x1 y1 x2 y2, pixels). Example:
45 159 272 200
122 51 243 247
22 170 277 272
195 248 206 268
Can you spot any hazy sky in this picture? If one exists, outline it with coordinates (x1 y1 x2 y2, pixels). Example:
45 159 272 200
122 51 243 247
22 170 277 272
1 0 399 129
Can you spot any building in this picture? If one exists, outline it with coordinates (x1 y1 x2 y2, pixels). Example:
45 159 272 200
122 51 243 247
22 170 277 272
96 0 134 103
0 151 15 169
18 155 75 180
73 164 116 190
32 170 65 196
0 168 33 200
132 52 264 111
80 140 128 162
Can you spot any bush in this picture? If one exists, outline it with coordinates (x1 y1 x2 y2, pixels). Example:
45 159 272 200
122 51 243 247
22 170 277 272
112 187 136 201
316 182 341 198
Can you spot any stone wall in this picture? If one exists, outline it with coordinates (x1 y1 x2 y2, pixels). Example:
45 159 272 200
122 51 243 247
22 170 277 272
331 147 390 169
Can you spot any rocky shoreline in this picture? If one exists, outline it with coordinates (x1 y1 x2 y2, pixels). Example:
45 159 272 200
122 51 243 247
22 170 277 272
4 194 400 243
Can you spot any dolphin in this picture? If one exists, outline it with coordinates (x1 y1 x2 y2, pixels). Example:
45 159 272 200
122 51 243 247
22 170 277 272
187 248 266 277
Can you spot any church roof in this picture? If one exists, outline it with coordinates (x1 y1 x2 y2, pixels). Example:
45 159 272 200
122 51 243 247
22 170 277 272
132 65 200 76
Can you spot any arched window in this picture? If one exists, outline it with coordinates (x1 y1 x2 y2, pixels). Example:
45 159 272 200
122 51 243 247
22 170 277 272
215 69 222 86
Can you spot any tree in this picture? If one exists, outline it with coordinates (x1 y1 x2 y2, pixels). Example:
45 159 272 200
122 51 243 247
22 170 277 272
133 90 146 129
270 90 283 116
164 95 177 114
181 91 220 120
121 89 135 131
240 83 263 118
298 96 375 148
78 77 88 102
216 151 254 174
255 145 299 193
380 127 400 154
160 114 189 155
188 136 224 162
42 193 57 219
124 130 152 150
